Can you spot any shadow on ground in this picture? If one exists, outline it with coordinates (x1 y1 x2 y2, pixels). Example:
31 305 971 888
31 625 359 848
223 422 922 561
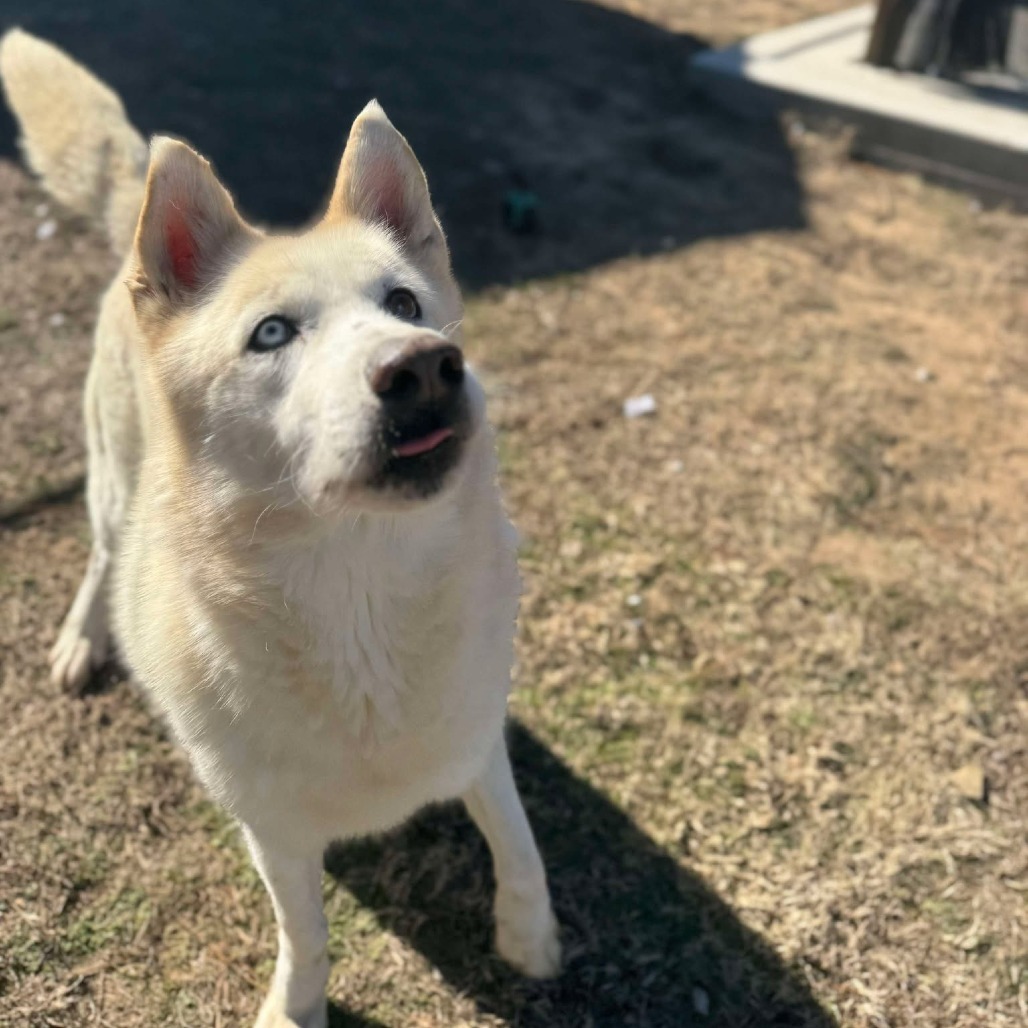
0 0 805 288
325 723 835 1028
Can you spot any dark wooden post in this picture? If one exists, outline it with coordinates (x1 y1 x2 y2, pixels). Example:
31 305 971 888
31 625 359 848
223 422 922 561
867 0 1019 75
866 0 920 67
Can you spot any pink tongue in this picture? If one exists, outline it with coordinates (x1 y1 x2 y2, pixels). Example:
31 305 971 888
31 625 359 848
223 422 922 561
393 426 454 458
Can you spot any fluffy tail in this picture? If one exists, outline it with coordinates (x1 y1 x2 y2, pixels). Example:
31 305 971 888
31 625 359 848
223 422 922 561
0 29 147 254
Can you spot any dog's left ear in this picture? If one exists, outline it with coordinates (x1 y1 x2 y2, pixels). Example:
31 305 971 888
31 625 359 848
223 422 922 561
324 101 448 261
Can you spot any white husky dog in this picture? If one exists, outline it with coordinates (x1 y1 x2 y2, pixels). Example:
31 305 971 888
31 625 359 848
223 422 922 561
0 29 560 1028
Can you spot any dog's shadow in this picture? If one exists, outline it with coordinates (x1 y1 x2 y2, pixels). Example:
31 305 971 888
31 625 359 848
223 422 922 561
324 721 835 1028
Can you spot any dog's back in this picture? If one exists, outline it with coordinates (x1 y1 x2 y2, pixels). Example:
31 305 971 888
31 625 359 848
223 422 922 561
2 29 152 688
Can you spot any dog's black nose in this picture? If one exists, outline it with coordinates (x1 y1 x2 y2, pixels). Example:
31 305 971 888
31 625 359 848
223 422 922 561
367 339 465 404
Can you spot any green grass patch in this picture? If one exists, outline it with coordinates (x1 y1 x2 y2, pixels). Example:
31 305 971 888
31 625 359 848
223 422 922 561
61 886 151 960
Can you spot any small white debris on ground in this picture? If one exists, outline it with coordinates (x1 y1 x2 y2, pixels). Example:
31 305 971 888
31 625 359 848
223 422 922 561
915 367 935 383
623 393 657 418
48 312 65 328
35 219 57 241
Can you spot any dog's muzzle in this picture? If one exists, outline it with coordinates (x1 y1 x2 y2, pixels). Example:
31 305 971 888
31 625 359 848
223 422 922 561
366 336 471 498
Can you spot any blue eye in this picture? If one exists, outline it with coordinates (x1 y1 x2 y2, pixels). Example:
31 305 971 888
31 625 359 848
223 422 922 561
249 316 298 352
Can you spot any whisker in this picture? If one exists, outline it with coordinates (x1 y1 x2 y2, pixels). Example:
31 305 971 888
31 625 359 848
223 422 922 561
249 502 277 545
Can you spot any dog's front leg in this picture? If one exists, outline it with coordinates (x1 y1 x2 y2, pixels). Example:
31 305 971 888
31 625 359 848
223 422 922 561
463 737 562 978
243 827 329 1028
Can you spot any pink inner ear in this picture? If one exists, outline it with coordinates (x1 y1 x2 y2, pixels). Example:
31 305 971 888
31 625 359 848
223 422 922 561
164 206 198 289
365 157 410 237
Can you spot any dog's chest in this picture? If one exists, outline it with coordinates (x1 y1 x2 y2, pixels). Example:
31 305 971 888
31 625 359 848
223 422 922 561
190 506 519 841
267 532 460 748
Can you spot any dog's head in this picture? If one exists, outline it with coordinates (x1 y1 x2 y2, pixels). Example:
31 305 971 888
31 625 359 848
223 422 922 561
128 101 478 517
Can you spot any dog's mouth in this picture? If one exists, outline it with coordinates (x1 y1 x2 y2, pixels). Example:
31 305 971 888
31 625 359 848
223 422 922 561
371 399 471 499
391 426 454 459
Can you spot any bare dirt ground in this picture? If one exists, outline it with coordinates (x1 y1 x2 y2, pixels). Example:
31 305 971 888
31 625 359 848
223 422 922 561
3 2 1028 1026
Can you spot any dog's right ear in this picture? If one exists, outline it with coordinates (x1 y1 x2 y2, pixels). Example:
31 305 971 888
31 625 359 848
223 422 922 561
129 137 255 316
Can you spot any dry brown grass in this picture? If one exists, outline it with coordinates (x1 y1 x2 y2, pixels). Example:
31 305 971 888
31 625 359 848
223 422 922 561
3 3 1028 1026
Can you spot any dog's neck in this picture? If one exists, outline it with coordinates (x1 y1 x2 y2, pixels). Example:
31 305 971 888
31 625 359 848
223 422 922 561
161 458 475 749
266 506 465 749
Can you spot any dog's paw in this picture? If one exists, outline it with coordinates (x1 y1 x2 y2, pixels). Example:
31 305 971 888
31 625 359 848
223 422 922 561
495 890 562 979
49 625 107 691
254 989 328 1028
